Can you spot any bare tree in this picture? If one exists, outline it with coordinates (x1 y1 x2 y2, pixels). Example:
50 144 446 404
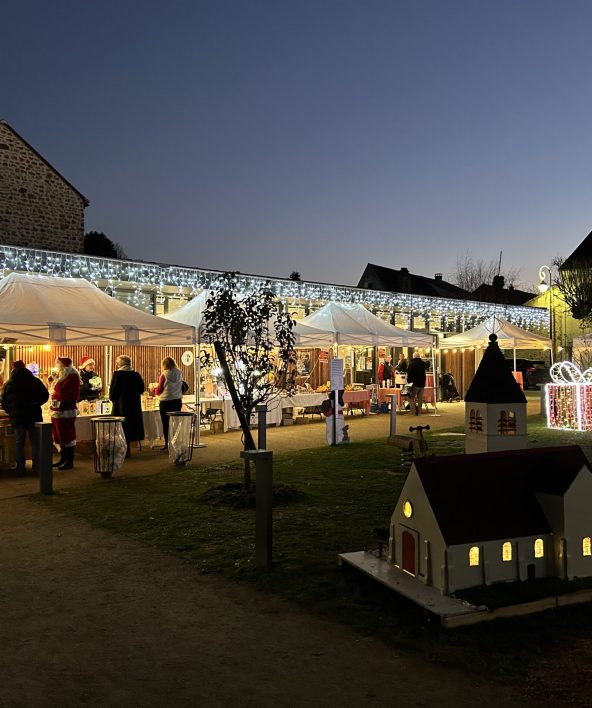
449 253 522 293
554 256 592 324
201 273 296 489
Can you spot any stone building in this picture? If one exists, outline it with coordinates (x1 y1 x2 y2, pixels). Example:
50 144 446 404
0 120 88 253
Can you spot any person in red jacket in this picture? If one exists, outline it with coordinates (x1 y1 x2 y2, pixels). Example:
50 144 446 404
50 356 81 470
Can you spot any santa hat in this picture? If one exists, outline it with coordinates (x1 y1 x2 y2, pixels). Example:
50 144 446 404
11 360 26 370
80 356 95 369
57 357 72 367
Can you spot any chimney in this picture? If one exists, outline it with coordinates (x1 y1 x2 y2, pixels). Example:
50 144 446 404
435 273 443 281
398 267 412 293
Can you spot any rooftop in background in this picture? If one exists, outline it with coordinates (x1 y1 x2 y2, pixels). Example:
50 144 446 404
471 275 535 306
358 263 471 300
560 228 592 270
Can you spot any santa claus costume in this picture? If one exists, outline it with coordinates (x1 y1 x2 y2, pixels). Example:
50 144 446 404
51 357 81 470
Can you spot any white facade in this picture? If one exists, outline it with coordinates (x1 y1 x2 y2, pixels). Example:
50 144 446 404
465 401 527 454
389 461 592 594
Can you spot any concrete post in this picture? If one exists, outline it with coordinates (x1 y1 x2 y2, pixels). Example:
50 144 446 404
35 422 53 495
256 404 267 450
388 394 397 438
240 449 273 569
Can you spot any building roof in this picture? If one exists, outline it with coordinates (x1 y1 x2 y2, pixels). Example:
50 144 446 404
464 333 527 403
471 283 535 306
414 446 590 545
560 229 592 271
357 264 471 300
0 120 89 206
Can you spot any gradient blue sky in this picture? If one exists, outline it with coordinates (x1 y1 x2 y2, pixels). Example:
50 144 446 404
3 1 592 288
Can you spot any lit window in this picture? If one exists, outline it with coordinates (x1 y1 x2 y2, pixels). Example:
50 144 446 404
499 411 517 436
584 537 592 557
469 546 479 566
534 538 544 558
502 541 512 561
403 500 413 518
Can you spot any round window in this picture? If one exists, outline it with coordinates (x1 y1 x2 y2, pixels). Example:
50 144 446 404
403 500 413 518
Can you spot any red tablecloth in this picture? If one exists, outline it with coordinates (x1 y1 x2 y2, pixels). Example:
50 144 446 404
343 390 371 413
512 371 524 389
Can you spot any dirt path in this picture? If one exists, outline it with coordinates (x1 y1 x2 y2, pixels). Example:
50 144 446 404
0 495 527 708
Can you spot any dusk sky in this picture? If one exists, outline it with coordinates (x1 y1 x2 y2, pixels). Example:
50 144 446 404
4 0 592 289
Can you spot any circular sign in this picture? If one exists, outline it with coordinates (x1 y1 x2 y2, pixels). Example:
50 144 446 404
181 350 194 367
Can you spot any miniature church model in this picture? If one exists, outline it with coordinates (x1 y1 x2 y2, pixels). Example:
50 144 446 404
464 333 527 454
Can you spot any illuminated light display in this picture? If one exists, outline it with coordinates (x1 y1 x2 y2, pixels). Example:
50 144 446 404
546 362 592 431
0 243 549 331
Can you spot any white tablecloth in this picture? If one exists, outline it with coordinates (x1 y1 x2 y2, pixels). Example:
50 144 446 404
73 411 163 444
281 393 326 409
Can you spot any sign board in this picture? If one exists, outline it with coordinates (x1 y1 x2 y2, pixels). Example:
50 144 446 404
319 349 329 364
330 358 344 391
181 350 194 366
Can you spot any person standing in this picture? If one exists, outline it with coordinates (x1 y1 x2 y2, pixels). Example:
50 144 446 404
109 355 145 457
50 357 81 470
78 356 102 402
406 352 429 416
155 356 183 451
395 354 408 374
0 361 49 475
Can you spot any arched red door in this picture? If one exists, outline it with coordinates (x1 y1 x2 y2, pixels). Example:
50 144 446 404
402 531 416 575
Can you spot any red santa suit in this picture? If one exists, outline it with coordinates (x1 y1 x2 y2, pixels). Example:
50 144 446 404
51 359 81 448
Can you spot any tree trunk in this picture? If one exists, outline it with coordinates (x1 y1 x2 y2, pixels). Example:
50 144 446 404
213 341 256 491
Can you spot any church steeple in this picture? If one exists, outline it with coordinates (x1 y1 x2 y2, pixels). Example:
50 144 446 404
465 334 528 454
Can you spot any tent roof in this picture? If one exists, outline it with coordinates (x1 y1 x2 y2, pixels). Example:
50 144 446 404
294 302 433 347
0 273 194 345
162 290 209 329
441 315 551 350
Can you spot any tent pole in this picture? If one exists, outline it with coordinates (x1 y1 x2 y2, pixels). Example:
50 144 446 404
431 336 438 413
193 332 205 448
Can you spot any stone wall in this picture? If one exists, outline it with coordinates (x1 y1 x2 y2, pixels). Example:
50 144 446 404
0 122 86 253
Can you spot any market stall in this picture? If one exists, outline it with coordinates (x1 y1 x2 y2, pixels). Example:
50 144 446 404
0 273 194 450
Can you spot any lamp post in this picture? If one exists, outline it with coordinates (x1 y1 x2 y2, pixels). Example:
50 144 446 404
538 265 554 363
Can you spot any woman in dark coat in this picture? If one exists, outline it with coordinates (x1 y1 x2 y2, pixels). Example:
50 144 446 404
109 355 145 457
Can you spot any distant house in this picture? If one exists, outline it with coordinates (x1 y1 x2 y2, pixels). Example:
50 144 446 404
0 120 88 253
471 275 535 306
389 446 592 594
357 264 470 300
559 229 592 272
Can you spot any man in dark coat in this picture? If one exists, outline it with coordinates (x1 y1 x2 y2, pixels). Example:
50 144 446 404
109 355 145 457
406 352 429 416
1 361 49 475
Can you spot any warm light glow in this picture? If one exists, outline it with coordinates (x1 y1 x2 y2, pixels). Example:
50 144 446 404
502 541 512 561
469 546 479 566
534 538 544 558
27 346 33 352
403 500 413 518
584 537 591 557
43 344 51 351
443 349 449 354
452 349 458 354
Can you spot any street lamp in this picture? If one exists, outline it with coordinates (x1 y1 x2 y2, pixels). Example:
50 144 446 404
538 265 554 361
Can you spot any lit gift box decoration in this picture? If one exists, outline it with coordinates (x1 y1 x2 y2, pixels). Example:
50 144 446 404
546 362 592 431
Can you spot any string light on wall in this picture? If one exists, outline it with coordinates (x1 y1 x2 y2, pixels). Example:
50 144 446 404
0 244 549 331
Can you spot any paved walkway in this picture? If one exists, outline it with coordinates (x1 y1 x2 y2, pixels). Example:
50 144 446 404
0 495 526 707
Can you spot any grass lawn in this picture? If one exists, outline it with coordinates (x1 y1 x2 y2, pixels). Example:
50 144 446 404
40 414 592 702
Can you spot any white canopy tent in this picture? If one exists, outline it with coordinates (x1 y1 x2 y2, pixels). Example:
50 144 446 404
441 315 552 370
293 302 433 348
0 273 195 346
